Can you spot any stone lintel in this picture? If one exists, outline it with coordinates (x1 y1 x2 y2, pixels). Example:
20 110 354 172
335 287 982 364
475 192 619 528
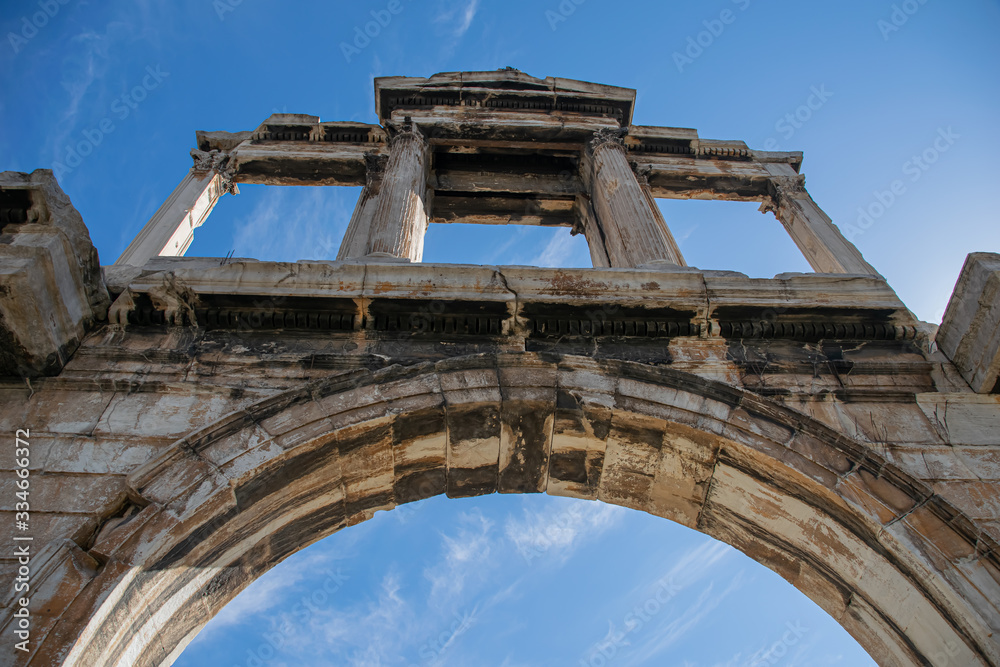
624 125 699 159
631 155 772 201
938 253 1000 394
118 261 910 309
626 125 699 142
430 193 576 228
230 142 386 186
227 135 792 200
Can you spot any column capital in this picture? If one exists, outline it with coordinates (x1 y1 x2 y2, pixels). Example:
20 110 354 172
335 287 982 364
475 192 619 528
587 127 627 156
190 148 228 173
761 173 807 214
770 173 807 197
384 117 426 146
190 149 237 194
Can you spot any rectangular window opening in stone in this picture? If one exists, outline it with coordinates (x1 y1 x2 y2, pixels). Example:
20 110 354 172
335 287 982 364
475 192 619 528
656 198 813 278
182 184 362 263
422 220 592 267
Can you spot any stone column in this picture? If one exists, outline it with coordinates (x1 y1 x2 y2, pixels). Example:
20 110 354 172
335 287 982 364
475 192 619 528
115 150 235 266
364 124 429 262
573 195 611 268
337 153 388 260
636 164 686 267
587 129 686 268
763 163 877 275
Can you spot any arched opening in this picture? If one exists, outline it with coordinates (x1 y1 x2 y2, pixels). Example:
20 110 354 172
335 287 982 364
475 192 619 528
51 353 999 667
173 492 881 665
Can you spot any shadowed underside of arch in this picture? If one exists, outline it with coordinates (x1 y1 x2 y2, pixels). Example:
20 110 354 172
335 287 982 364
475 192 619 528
43 353 1000 667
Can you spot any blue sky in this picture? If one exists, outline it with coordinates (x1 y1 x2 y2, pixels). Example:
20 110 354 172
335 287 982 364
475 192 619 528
3 1 999 664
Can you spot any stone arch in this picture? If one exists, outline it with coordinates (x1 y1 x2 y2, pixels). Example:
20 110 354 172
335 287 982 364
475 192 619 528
45 353 1000 667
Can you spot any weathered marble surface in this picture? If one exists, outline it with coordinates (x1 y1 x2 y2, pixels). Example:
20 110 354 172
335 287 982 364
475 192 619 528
938 253 1000 394
0 170 109 377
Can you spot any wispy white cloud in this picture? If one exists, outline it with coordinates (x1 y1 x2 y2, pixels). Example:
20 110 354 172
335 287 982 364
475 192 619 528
575 537 738 667
192 542 350 644
661 539 733 589
529 231 572 267
46 2 174 166
454 0 480 37
434 0 480 38
482 225 529 264
722 623 824 667
47 23 128 162
204 565 302 634
425 509 495 603
270 567 412 667
429 0 480 60
230 186 357 261
524 228 592 268
498 657 531 667
607 536 734 607
504 499 625 564
674 222 700 247
620 572 746 667
270 562 482 667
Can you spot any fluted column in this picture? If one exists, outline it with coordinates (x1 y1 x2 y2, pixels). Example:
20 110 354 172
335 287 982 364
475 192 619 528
587 129 685 268
573 195 611 268
636 164 686 267
337 153 388 260
365 124 429 262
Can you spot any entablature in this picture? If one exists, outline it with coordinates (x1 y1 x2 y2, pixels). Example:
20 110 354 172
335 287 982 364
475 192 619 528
106 258 919 344
374 70 637 127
